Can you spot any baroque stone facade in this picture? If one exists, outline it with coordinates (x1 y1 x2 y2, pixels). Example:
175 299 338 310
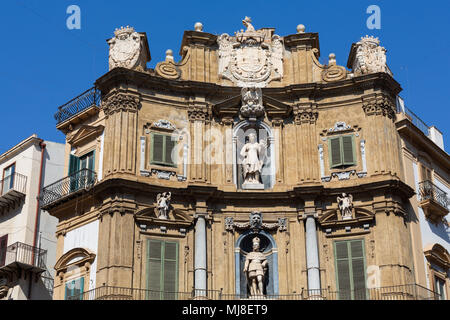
43 19 446 301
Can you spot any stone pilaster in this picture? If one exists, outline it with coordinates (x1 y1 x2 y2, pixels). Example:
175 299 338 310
294 105 319 183
102 92 140 177
188 105 210 183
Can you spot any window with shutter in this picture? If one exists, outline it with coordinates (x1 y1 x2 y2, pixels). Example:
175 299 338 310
334 239 367 300
434 276 446 300
64 277 84 300
147 239 179 300
0 235 7 267
151 133 177 167
328 135 356 169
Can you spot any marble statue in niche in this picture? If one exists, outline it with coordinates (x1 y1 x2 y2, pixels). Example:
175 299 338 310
337 193 353 220
156 192 171 219
243 236 268 297
240 133 267 189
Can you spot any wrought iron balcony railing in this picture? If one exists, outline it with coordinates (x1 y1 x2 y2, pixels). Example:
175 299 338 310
54 87 101 125
40 168 97 208
0 242 47 272
419 180 449 210
66 284 438 301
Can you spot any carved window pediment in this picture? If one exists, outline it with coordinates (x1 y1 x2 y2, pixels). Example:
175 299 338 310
67 125 104 147
54 248 96 274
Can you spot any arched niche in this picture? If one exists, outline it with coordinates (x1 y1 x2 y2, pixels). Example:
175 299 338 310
234 230 279 297
233 120 275 190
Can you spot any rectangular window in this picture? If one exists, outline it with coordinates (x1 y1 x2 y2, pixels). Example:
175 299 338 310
64 277 84 300
328 135 356 169
150 133 177 167
334 239 367 300
69 151 95 191
2 164 15 195
147 239 179 300
420 164 432 182
0 235 8 267
434 276 446 300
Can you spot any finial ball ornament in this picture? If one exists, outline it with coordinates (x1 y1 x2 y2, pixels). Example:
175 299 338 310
297 24 305 33
194 22 203 32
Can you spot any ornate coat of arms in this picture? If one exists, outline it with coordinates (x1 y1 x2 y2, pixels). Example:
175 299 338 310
217 17 284 87
352 36 390 76
108 26 144 71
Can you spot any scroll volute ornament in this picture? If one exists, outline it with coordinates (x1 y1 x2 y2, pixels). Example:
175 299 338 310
322 53 347 82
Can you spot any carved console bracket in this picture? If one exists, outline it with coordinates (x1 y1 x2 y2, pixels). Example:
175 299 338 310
225 211 287 233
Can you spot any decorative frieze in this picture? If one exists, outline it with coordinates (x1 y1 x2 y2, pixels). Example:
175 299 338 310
225 211 287 233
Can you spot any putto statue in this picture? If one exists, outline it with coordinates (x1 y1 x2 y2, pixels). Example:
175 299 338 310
352 36 390 76
243 237 268 297
337 193 353 220
107 26 148 71
240 133 267 188
156 192 171 219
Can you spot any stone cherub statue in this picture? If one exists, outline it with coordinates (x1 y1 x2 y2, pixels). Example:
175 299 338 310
156 192 171 219
243 236 268 297
240 133 267 187
337 193 353 220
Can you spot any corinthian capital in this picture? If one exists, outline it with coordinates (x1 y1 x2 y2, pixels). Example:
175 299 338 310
188 107 210 122
362 94 395 120
294 109 318 125
102 92 140 116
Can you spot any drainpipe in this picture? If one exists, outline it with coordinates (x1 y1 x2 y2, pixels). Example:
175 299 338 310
29 140 46 299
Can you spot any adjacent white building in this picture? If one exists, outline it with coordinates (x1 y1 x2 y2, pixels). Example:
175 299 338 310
397 97 450 300
0 134 64 300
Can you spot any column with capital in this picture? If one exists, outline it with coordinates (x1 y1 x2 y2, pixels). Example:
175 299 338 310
194 201 208 297
305 214 321 295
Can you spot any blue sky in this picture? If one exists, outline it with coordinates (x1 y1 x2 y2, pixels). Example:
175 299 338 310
0 0 449 153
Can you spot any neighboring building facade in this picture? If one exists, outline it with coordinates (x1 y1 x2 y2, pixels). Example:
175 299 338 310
396 98 450 300
0 135 65 300
42 20 447 300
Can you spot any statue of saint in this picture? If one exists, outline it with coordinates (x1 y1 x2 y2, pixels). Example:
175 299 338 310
240 133 266 186
243 237 268 297
337 193 353 220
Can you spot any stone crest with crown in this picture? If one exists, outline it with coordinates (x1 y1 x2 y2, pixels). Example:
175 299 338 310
217 17 284 87
108 26 147 71
352 35 390 76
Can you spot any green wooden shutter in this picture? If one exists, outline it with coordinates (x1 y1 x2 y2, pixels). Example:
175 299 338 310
64 277 84 300
151 134 165 164
163 242 179 299
147 239 163 299
342 136 355 165
165 136 176 166
0 235 7 266
329 137 342 168
334 239 367 300
350 240 366 299
147 239 178 300
68 154 80 175
335 241 352 299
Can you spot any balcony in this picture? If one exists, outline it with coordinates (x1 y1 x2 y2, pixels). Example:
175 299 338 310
0 242 47 275
0 173 27 215
67 284 438 300
54 87 101 132
40 169 97 209
418 180 449 224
